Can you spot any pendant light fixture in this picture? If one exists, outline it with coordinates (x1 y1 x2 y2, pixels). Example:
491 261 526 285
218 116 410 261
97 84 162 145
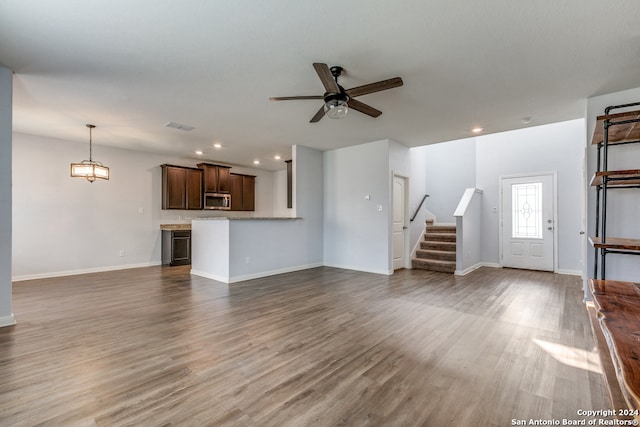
70 124 109 182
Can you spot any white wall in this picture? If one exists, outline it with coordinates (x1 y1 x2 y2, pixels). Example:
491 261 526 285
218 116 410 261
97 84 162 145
292 144 324 264
0 65 14 327
323 139 396 274
408 146 429 251
454 188 483 275
272 168 292 217
12 132 277 280
586 87 640 283
476 119 586 273
424 137 476 223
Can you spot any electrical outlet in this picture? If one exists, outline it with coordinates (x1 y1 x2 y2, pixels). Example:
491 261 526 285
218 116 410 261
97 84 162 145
119 250 126 257
245 256 251 264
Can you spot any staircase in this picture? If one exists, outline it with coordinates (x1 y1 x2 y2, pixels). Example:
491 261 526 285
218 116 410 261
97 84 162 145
412 220 456 273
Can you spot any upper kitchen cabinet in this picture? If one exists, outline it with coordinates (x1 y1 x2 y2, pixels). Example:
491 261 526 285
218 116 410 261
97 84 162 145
198 163 231 194
230 173 256 211
161 165 203 210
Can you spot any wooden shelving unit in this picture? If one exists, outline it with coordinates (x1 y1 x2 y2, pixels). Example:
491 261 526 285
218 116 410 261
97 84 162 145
590 103 640 279
588 103 640 418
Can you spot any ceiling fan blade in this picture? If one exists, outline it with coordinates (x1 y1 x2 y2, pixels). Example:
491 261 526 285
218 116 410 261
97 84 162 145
310 105 326 123
346 77 403 98
270 95 323 101
313 63 340 93
348 98 382 118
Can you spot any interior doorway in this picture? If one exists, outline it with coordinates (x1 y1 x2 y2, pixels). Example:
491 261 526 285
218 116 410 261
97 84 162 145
392 174 409 270
500 173 556 271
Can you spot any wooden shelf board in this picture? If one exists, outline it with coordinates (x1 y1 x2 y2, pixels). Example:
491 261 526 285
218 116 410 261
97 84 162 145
592 109 640 145
590 170 640 187
589 236 640 251
588 279 640 411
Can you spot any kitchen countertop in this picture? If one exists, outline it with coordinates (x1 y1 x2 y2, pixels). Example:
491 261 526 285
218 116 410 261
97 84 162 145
161 218 301 230
193 217 302 221
160 224 192 231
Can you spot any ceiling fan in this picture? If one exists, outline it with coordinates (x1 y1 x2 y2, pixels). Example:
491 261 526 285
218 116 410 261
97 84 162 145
270 63 403 123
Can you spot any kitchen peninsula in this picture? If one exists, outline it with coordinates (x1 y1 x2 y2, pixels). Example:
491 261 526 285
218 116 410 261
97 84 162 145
190 216 321 283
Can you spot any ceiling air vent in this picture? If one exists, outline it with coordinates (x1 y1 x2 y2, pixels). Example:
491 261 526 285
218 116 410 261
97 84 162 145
164 121 195 131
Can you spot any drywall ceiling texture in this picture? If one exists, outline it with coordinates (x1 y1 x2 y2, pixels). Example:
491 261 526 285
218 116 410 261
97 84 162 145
2 1 640 169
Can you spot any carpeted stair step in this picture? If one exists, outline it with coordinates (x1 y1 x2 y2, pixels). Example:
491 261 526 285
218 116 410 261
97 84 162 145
411 258 456 273
426 225 457 234
415 249 456 262
423 232 456 242
420 240 456 251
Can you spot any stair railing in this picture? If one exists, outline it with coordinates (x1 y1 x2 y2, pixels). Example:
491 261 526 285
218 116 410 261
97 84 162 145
410 194 429 222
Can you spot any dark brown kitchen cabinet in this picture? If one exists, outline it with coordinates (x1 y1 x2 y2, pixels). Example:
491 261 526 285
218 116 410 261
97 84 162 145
161 165 203 210
198 163 231 193
230 173 256 211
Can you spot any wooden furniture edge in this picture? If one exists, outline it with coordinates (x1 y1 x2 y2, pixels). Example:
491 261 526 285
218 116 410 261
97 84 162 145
586 302 631 413
591 109 640 145
589 236 640 251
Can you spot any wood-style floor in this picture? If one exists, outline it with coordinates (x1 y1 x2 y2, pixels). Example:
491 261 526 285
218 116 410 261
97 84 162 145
0 266 610 426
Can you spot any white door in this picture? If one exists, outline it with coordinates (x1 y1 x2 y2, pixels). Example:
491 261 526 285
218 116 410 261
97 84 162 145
501 174 555 271
392 175 407 270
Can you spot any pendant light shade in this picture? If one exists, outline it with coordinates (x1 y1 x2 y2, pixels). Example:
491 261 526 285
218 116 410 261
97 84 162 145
70 124 109 182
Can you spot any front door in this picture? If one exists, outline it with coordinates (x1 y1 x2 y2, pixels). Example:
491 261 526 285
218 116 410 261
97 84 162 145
393 175 407 270
501 174 555 271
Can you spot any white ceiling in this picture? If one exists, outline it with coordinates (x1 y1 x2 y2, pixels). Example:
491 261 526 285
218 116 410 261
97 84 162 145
1 1 640 170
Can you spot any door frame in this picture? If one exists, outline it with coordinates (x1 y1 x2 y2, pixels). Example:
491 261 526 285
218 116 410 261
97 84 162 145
392 172 410 270
499 172 558 272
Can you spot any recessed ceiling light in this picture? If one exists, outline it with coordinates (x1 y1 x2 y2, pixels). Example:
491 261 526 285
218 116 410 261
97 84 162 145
274 155 281 160
522 117 532 124
472 127 484 133
253 160 260 165
195 150 203 155
213 143 222 149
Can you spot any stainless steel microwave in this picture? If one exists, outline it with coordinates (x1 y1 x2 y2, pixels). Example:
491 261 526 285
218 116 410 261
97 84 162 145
204 193 231 210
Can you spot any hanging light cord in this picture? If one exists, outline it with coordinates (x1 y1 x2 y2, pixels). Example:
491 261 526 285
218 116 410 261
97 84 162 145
87 124 95 162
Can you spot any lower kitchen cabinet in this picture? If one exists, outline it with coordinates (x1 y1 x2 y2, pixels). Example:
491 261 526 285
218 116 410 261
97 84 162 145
162 230 191 266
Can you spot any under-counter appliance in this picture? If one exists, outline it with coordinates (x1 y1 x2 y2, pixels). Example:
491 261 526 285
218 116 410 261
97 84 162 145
204 193 231 210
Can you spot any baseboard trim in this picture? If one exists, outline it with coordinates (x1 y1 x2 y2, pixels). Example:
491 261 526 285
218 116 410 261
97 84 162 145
323 263 393 276
191 262 325 284
555 269 582 277
190 269 229 283
0 314 16 328
228 263 325 283
455 262 501 276
12 262 162 282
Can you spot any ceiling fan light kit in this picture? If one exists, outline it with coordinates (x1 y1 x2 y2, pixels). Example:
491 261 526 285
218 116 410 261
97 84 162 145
270 63 403 123
324 96 349 119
